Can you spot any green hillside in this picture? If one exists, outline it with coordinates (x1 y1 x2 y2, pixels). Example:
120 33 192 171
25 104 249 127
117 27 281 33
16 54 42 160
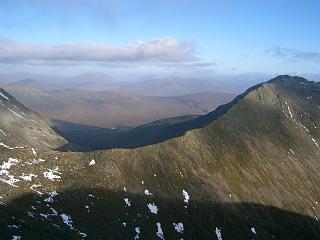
0 76 319 239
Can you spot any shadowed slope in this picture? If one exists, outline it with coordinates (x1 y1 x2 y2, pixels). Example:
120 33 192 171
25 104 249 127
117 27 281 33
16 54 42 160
1 188 319 240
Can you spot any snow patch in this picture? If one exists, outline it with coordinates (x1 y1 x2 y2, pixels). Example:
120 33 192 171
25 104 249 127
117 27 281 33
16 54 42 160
43 167 61 181
26 158 45 165
0 158 20 187
285 101 293 118
3 105 24 119
11 236 21 240
144 189 152 195
19 173 37 181
147 203 159 214
89 159 95 166
124 198 131 207
215 227 223 240
156 222 165 239
134 227 141 240
173 222 184 233
311 138 319 148
32 148 37 156
183 190 190 207
44 191 58 203
30 184 43 195
61 213 74 229
0 92 9 100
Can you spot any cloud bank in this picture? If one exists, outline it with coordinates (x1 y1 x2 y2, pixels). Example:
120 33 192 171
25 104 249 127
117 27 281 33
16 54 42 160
0 37 198 65
270 46 320 63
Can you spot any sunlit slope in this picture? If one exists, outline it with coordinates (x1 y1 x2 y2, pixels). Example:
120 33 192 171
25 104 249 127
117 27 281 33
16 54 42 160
0 88 66 149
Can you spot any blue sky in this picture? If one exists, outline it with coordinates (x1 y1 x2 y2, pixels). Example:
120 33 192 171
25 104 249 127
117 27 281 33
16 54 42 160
0 0 319 78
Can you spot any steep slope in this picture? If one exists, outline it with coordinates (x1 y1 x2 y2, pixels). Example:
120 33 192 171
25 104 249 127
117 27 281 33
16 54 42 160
4 84 235 128
0 88 66 149
0 76 319 239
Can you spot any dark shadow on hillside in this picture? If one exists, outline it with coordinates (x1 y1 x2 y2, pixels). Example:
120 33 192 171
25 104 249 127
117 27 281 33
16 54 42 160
0 187 319 239
53 80 266 152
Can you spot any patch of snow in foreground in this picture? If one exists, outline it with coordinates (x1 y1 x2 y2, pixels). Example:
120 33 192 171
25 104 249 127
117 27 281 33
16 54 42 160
124 198 131 207
19 173 37 181
156 222 165 239
30 184 43 195
60 213 87 238
144 189 152 195
215 227 222 240
173 222 184 233
183 190 190 206
61 213 74 229
134 227 141 239
26 158 45 165
89 159 95 166
44 191 58 203
11 236 21 240
147 203 158 214
0 142 11 149
251 227 256 234
0 158 20 187
32 148 37 156
43 167 61 181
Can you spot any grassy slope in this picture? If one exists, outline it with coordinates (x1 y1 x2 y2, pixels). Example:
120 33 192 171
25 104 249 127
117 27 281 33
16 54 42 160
0 76 319 239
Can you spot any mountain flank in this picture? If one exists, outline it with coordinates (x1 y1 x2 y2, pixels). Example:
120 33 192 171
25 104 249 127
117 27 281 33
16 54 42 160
0 75 319 239
0 88 66 150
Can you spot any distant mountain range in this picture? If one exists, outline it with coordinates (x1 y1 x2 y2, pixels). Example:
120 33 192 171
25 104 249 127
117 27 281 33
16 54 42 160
4 84 235 128
0 72 273 94
0 75 319 239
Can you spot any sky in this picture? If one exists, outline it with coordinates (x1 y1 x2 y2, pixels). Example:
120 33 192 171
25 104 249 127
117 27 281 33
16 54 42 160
0 0 319 79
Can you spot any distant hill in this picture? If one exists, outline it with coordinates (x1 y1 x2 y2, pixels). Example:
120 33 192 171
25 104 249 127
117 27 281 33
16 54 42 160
4 84 235 128
121 77 220 96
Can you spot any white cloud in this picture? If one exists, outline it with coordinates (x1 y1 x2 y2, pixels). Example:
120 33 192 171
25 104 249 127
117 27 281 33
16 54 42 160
0 37 197 65
269 46 320 63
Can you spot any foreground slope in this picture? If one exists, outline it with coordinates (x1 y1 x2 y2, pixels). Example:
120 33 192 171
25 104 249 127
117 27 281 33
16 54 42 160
0 76 319 239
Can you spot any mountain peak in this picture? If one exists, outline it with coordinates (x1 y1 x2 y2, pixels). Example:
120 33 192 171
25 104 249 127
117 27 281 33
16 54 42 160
267 75 313 87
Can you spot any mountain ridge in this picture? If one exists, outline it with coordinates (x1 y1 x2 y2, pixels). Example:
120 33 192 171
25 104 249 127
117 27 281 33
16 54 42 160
0 75 319 239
